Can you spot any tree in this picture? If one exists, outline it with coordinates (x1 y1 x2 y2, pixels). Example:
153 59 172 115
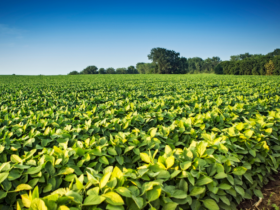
68 71 79 75
230 55 240 61
106 67 115 74
272 56 280 75
240 53 252 60
157 56 171 74
136 63 145 74
212 57 221 67
194 62 201 73
148 47 180 74
252 67 259 75
214 63 223 74
267 49 280 57
81 66 98 74
178 57 188 74
264 60 274 75
203 58 213 72
218 49 280 75
136 63 156 74
99 68 106 74
116 68 127 74
187 57 204 73
127 66 138 74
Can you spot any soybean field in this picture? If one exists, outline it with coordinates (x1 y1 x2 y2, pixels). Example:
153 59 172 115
0 74 280 210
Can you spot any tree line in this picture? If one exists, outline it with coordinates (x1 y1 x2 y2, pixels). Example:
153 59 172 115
215 49 280 75
68 48 280 75
68 65 139 75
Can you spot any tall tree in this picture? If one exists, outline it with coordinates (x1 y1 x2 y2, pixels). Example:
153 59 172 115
157 56 171 74
81 66 98 74
136 63 145 74
214 63 223 74
106 67 115 74
203 58 213 72
178 57 188 74
127 66 138 74
264 60 274 75
267 49 280 57
99 68 106 74
148 47 180 74
239 53 252 60
272 56 280 75
230 55 240 61
212 57 221 67
187 57 204 73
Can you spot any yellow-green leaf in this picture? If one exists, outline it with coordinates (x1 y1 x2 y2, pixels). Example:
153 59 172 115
100 172 112 189
190 186 205 196
0 172 9 183
83 195 106 206
115 187 131 198
14 184 32 192
29 198 48 210
196 176 213 186
165 156 175 169
180 161 192 170
146 185 161 202
103 192 124 206
202 199 219 210
150 128 157 138
140 153 151 164
11 154 23 163
232 167 247 176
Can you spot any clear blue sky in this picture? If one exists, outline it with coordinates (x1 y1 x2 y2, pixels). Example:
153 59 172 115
0 0 280 75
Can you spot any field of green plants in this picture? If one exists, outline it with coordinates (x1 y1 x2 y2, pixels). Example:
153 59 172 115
0 74 280 210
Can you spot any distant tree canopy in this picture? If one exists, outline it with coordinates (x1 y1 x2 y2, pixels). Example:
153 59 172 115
146 47 221 74
67 48 280 75
81 66 98 74
116 68 127 74
136 63 156 74
68 71 80 75
106 67 116 74
98 68 106 74
216 49 280 75
127 66 138 74
148 48 179 74
68 66 138 75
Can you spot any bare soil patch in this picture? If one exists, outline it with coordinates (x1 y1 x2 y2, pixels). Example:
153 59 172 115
238 173 280 210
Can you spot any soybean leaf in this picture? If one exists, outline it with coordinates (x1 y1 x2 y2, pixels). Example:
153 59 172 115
202 199 219 210
103 192 124 206
196 176 213 186
83 195 106 206
232 167 247 176
146 185 161 202
190 186 205 196
29 198 48 210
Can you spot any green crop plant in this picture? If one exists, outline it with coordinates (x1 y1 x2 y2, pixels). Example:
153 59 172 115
272 204 280 210
0 74 280 210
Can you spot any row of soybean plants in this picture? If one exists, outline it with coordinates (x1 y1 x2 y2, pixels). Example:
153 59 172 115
0 74 280 210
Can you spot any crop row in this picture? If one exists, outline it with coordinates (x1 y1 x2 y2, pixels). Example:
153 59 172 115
0 74 280 210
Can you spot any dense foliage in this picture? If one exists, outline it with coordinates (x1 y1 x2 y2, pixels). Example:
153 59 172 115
69 66 139 75
68 48 280 75
68 47 222 75
146 48 220 74
1 74 280 210
215 49 280 75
